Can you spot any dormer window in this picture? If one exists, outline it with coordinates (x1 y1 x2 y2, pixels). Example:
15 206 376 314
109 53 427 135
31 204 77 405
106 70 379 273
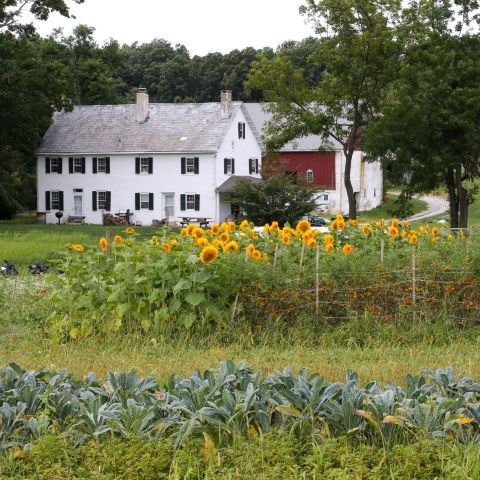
306 169 314 182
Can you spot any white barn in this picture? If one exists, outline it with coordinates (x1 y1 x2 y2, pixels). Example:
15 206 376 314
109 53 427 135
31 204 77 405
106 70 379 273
36 90 262 225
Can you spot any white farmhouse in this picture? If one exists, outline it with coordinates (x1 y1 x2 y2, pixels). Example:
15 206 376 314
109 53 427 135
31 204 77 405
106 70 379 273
36 90 262 225
244 103 383 215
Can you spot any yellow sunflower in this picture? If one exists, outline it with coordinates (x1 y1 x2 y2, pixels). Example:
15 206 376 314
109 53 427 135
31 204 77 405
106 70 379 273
432 227 439 236
349 219 359 227
71 243 84 252
282 233 291 246
240 219 250 232
246 244 256 256
342 244 353 255
223 240 239 253
324 234 334 245
296 219 311 233
251 249 262 261
361 225 372 236
306 238 316 248
162 243 171 253
191 227 204 238
99 237 108 252
388 226 399 237
186 224 196 236
219 232 230 243
199 245 219 263
391 218 400 228
336 219 346 230
113 235 123 245
325 242 334 253
196 237 209 248
409 234 418 245
125 227 135 235
210 224 220 235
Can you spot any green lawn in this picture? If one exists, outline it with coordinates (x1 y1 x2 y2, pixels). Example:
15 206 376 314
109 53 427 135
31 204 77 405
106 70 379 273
358 194 427 222
0 222 162 266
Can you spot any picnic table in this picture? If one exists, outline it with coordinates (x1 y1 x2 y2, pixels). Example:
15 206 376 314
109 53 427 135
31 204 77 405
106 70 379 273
179 217 211 228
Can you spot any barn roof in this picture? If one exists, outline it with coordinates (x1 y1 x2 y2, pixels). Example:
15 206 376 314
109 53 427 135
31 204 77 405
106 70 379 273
243 103 344 152
36 102 244 154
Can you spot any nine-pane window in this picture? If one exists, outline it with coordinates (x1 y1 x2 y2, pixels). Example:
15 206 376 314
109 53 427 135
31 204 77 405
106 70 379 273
140 193 150 209
186 194 196 210
186 158 195 173
51 191 60 210
306 170 314 182
98 191 107 210
73 158 83 173
97 158 107 173
50 158 61 173
140 158 149 173
225 158 234 174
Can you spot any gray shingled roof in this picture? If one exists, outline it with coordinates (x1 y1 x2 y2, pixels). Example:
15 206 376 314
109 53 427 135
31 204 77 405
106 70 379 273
243 103 344 152
37 102 244 154
216 175 262 193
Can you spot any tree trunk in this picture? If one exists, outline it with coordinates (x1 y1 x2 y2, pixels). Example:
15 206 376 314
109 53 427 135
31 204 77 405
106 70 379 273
445 168 458 228
344 148 357 219
455 165 469 228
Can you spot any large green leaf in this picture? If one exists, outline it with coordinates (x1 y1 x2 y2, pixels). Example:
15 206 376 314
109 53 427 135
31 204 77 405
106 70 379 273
185 292 205 307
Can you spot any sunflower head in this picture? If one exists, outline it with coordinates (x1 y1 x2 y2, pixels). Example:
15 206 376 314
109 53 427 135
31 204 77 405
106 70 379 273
99 237 108 253
342 243 353 255
252 249 262 261
246 244 256 256
186 224 196 236
113 235 123 245
324 234 334 245
71 243 84 252
210 224 220 235
349 219 359 228
325 243 334 253
409 235 418 245
223 240 239 253
196 237 209 248
219 232 229 243
125 227 135 235
199 245 219 263
240 219 250 232
388 226 399 237
162 243 171 253
361 225 372 236
192 227 204 239
432 227 439 236
296 219 311 233
391 218 400 228
307 238 316 248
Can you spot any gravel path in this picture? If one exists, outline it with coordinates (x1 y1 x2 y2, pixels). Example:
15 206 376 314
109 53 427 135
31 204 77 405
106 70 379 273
407 194 449 222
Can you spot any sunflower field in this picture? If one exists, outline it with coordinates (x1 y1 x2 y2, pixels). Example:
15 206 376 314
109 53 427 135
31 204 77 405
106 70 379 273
37 217 480 341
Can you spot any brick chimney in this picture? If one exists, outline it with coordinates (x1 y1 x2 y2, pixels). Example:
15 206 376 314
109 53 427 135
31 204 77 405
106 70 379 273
220 90 232 119
136 88 149 123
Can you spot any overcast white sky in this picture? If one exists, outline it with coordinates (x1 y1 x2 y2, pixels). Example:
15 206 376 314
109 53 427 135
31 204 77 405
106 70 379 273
31 0 315 56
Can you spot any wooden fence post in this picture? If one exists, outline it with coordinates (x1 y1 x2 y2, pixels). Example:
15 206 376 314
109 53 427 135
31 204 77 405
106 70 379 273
315 244 320 315
300 243 305 268
380 239 384 264
273 244 279 268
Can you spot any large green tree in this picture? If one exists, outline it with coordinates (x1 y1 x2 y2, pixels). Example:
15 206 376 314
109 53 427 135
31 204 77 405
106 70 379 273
245 0 402 219
363 34 480 228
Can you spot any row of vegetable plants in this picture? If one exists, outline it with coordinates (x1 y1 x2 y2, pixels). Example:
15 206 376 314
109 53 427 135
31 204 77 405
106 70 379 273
1 361 480 454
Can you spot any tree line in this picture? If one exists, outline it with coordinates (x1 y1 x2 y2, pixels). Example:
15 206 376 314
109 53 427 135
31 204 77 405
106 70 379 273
1 0 479 227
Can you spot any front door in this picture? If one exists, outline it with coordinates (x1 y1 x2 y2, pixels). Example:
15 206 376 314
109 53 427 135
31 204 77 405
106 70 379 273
73 195 83 216
164 194 174 221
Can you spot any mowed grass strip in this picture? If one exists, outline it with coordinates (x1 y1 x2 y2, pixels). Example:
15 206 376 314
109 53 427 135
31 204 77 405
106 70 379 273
0 224 161 266
1 323 480 386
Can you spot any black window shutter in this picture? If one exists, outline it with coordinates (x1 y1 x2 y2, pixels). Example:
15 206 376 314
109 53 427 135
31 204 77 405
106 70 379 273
238 122 242 139
180 194 186 211
255 158 259 174
45 191 51 210
135 193 140 210
92 191 97 211
149 193 154 210
81 157 86 174
194 194 200 211
106 191 111 211
135 157 140 174
224 158 228 174
92 157 97 174
46 157 51 174
148 157 153 174
59 191 64 211
181 157 186 174
194 157 199 174
106 157 110 174
243 123 246 139
57 158 63 174
231 158 235 174
69 157 73 173
249 159 253 175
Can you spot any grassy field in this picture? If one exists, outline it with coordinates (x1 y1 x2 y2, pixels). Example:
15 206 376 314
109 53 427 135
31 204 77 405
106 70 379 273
358 193 427 222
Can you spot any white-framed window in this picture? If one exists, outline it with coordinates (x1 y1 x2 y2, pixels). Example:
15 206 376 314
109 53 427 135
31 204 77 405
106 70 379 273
98 191 107 210
224 158 234 175
249 158 259 174
97 157 107 173
186 157 195 173
50 158 61 173
51 191 60 210
306 169 314 182
140 193 150 209
186 194 196 210
238 122 246 139
73 158 83 173
140 158 149 173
